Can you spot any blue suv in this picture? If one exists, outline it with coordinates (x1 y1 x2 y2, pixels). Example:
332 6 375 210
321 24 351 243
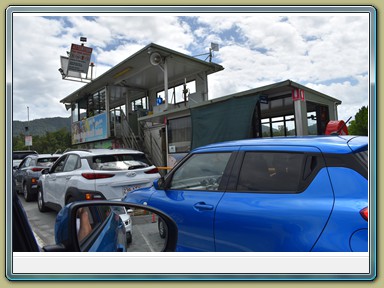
123 136 368 252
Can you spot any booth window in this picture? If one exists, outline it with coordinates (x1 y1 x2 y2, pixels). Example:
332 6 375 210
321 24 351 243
157 80 196 105
88 89 106 117
262 115 296 137
131 96 148 111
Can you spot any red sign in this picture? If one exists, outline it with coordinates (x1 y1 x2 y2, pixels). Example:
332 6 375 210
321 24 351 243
67 44 93 74
292 88 305 101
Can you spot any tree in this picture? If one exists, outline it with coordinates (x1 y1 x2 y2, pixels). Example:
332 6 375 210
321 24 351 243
348 106 368 136
12 128 72 153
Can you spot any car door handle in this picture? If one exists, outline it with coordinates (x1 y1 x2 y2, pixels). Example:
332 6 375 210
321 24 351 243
193 202 214 211
66 176 71 180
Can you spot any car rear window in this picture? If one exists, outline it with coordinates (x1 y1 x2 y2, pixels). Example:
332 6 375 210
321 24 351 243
355 150 368 167
90 154 151 171
37 157 59 167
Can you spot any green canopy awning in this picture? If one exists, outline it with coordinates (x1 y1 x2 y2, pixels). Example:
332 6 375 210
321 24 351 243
191 95 259 149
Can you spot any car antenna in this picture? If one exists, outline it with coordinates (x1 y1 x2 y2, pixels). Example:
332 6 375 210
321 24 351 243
333 116 352 135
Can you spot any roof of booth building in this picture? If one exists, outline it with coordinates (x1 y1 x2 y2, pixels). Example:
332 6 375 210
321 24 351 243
60 43 224 104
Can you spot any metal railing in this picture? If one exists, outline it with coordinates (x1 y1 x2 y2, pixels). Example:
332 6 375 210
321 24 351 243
139 121 165 168
119 118 164 168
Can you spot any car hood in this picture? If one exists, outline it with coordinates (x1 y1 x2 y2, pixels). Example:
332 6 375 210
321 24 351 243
119 213 130 222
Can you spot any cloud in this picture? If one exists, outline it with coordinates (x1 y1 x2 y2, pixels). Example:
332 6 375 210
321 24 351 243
11 13 371 123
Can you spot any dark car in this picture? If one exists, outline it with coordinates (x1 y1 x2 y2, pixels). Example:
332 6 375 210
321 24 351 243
12 150 38 170
14 154 60 201
123 135 368 252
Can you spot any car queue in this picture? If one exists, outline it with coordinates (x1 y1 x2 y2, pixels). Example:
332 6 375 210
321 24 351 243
12 134 369 253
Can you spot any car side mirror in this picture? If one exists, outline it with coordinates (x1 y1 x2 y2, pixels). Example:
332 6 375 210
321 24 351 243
41 168 49 175
43 201 178 252
153 177 165 190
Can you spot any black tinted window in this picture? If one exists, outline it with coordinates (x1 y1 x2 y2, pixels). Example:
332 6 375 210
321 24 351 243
355 150 368 167
237 152 304 192
91 154 150 171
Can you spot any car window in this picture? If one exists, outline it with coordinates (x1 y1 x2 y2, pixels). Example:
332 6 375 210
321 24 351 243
63 155 81 172
236 152 304 192
355 150 368 167
37 157 59 167
29 159 37 166
51 156 67 173
169 152 231 191
19 158 28 169
91 154 150 171
78 206 113 246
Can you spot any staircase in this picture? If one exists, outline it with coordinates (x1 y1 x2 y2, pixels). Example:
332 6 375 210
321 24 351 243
120 119 164 168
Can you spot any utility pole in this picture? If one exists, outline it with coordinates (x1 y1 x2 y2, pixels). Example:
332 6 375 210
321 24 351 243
26 106 31 149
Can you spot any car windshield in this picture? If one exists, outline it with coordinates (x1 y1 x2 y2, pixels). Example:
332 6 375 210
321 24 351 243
112 206 126 215
91 154 150 171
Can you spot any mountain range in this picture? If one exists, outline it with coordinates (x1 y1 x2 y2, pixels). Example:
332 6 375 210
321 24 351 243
12 117 71 137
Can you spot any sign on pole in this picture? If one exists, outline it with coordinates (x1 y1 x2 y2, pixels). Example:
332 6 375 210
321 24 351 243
67 44 93 74
25 135 32 147
292 88 305 101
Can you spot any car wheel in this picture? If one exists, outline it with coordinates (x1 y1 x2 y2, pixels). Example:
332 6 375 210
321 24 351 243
23 183 33 202
37 188 47 212
158 218 167 239
126 231 132 244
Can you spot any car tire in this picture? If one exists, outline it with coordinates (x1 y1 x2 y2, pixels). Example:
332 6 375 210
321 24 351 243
23 183 33 202
126 231 132 244
37 188 47 212
158 218 167 239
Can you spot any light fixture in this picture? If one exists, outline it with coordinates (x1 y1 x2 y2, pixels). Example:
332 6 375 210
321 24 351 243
113 67 131 79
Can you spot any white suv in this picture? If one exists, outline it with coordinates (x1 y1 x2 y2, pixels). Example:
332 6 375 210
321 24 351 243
37 149 160 213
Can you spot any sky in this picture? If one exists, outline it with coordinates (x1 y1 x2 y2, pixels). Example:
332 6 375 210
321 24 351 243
11 10 372 122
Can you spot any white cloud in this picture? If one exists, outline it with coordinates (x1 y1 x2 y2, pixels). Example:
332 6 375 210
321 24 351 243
11 12 371 123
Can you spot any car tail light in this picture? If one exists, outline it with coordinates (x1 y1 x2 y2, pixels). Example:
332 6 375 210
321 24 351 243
360 207 368 221
145 167 159 174
31 178 38 184
85 193 103 200
81 173 115 180
32 167 43 172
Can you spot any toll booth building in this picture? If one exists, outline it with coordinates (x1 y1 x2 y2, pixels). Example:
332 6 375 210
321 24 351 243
60 43 342 168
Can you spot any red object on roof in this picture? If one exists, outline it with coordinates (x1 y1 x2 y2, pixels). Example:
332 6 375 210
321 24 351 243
325 120 349 135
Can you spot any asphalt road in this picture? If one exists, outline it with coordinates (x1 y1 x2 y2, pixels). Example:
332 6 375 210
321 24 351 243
17 194 57 247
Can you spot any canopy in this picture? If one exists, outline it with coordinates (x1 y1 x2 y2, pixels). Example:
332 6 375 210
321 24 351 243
191 95 259 149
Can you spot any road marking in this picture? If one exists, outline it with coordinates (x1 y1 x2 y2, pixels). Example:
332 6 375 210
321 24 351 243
137 227 155 252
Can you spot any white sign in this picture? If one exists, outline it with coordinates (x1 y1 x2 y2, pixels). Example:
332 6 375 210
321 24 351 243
67 44 93 74
25 135 32 146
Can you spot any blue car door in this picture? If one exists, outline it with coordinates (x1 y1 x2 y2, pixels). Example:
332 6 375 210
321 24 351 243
214 146 335 252
148 150 235 251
